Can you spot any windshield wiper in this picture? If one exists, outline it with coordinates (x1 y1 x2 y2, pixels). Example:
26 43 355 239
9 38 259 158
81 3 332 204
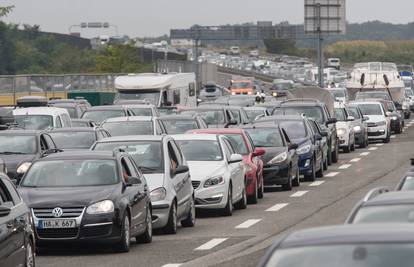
0 151 27 155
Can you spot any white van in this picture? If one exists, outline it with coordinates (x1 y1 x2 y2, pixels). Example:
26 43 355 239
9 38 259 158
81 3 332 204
327 58 341 70
13 107 72 130
114 73 197 108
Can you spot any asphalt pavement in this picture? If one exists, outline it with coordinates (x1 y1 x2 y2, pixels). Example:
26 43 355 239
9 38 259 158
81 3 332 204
37 120 414 267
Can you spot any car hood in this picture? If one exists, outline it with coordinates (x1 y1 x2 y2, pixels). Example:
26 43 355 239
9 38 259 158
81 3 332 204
261 147 286 164
18 184 120 208
1 154 36 173
336 121 349 129
365 115 385 123
187 161 226 181
143 173 165 191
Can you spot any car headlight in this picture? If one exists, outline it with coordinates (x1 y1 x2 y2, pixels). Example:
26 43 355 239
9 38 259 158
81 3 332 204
392 116 398 121
231 92 236 95
247 91 253 95
150 187 167 202
86 200 114 215
297 144 311 155
267 152 288 164
377 121 386 126
17 162 31 174
204 176 224 187
337 128 346 136
353 125 362 133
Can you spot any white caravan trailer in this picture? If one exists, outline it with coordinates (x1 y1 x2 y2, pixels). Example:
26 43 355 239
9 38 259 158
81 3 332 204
114 73 197 107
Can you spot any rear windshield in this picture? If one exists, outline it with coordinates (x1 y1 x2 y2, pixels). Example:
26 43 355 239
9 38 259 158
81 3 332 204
357 104 383 116
102 121 154 136
279 121 307 140
82 110 126 124
245 128 284 147
274 107 325 124
15 115 53 130
49 132 96 149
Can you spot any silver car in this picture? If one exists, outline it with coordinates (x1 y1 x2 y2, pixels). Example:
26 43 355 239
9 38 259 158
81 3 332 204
346 104 369 148
92 135 195 234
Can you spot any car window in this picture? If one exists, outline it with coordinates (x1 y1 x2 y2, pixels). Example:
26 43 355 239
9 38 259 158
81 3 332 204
0 179 16 208
40 136 48 150
120 158 132 182
124 157 139 178
223 138 235 158
167 141 179 175
171 141 184 166
3 179 21 205
55 116 63 128
347 107 361 119
61 114 72 127
43 134 56 149
224 134 249 155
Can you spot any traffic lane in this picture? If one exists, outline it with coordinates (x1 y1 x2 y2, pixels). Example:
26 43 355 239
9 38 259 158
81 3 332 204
183 126 414 266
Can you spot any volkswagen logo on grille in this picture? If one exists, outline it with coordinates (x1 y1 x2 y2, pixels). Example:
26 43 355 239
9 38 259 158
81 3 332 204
52 207 63 218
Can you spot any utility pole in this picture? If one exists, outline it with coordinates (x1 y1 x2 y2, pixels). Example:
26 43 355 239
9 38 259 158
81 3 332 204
193 26 201 90
316 3 324 88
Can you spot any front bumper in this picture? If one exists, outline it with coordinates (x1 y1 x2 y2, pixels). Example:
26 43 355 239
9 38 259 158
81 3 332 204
152 200 171 229
263 163 290 186
194 182 228 209
299 152 314 175
338 132 350 147
367 125 387 139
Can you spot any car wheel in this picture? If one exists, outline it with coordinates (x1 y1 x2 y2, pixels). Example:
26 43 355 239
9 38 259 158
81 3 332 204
323 154 328 171
360 137 367 148
235 183 247 209
304 159 316 182
282 167 293 191
331 141 339 163
316 158 324 178
136 206 152 243
292 167 300 187
343 142 351 153
248 179 258 204
181 196 196 227
351 138 355 151
114 213 131 253
163 201 177 234
383 133 391 143
25 239 35 267
222 185 233 216
258 175 264 199
327 147 332 166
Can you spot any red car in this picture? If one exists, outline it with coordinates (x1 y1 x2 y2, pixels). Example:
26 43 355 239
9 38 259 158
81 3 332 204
188 128 265 204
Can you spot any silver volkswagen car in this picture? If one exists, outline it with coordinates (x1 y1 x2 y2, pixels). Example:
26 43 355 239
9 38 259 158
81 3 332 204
92 135 195 234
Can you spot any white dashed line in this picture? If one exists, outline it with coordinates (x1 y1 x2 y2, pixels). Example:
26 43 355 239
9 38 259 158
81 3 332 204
375 144 384 146
162 264 182 267
235 219 262 229
309 181 325 187
325 172 340 177
350 158 361 162
266 203 289 212
195 238 228 251
360 152 370 156
368 147 378 151
290 191 308 197
339 164 352 169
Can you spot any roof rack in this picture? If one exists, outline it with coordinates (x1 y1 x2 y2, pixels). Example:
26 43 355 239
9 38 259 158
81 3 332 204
363 187 390 202
280 99 320 104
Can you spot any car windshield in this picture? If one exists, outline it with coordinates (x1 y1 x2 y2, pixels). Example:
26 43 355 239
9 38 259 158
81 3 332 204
82 110 126 124
182 110 225 126
176 140 223 161
347 107 361 119
334 108 347 121
274 107 325 124
272 83 292 91
231 82 251 89
245 128 284 147
49 132 96 149
102 121 154 136
162 119 199 134
129 108 153 116
93 141 163 173
14 115 53 130
224 134 248 155
21 160 118 187
279 121 307 140
0 135 37 154
117 91 160 106
264 244 414 267
63 107 76 118
352 204 414 223
356 92 391 100
357 104 383 115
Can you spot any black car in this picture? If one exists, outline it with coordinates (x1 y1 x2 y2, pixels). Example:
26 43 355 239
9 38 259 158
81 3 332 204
385 100 404 134
160 115 208 134
180 106 238 128
0 130 58 181
48 127 111 150
71 118 97 128
273 99 339 165
0 173 35 266
81 105 135 125
18 151 152 252
308 119 329 171
243 123 299 191
259 224 414 267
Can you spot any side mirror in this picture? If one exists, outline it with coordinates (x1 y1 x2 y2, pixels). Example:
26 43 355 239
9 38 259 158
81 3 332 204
288 143 299 151
253 148 265 157
362 116 369 122
326 118 337 125
347 116 355 122
314 134 322 141
229 154 243 163
385 111 392 117
174 165 189 175
320 130 329 137
0 206 11 217
126 177 141 186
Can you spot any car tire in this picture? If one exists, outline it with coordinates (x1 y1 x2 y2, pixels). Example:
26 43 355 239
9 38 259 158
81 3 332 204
327 147 332 166
136 206 152 243
331 141 339 163
383 133 391 143
248 179 258 204
25 239 35 267
282 167 293 191
397 125 402 134
222 185 233 216
114 213 131 253
163 201 177 234
351 138 355 151
258 176 264 199
304 159 316 182
343 142 351 153
235 184 247 209
292 167 300 187
316 158 324 178
360 137 367 148
181 196 196 227
323 155 328 171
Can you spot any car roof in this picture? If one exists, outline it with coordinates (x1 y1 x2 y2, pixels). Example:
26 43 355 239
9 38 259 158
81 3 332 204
184 105 226 111
260 115 304 122
159 115 196 120
352 101 383 105
278 224 414 248
49 127 99 133
13 107 69 116
363 191 414 206
0 129 42 135
39 151 117 161
172 134 220 141
103 116 154 123
119 104 155 108
190 128 245 134
49 102 78 108
85 106 126 111
243 106 267 111
96 135 165 143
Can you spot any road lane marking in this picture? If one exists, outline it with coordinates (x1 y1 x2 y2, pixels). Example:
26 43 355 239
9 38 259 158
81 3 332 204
368 147 378 151
375 144 384 146
391 135 396 139
360 152 370 156
162 264 182 267
235 219 262 229
339 164 352 169
309 181 325 187
195 238 228 250
266 203 289 212
350 158 361 162
325 172 339 177
290 191 308 197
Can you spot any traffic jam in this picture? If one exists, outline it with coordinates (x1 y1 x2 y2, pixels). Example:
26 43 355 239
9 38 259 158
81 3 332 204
2 61 414 266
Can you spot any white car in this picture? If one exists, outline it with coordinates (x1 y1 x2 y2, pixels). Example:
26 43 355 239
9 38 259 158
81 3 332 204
173 134 247 216
353 101 391 143
334 103 355 153
13 107 71 130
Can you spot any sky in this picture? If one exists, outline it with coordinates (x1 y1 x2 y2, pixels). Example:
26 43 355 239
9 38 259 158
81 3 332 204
3 0 414 38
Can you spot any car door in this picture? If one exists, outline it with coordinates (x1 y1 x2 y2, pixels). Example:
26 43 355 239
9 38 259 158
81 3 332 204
171 140 192 208
167 141 187 218
222 138 244 202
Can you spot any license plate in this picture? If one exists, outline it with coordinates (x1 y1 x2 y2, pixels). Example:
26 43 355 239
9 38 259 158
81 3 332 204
38 219 76 229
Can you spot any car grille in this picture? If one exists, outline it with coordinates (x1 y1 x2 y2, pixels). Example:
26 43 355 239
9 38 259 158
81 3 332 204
33 207 84 219
192 181 201 189
37 228 79 239
367 122 376 127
